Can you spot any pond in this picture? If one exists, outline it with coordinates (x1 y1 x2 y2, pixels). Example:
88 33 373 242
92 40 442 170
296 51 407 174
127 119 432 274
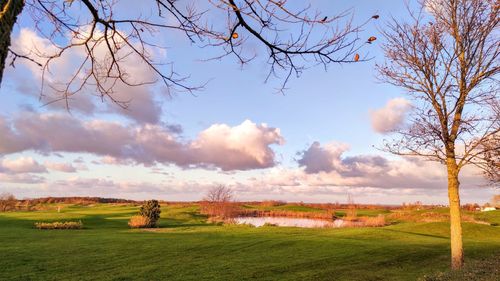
234 216 347 228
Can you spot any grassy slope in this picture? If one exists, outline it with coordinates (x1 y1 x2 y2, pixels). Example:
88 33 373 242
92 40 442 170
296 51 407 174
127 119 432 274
241 204 326 212
0 204 499 281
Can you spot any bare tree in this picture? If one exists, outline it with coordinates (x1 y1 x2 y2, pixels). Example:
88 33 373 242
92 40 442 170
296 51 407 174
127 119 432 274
0 0 376 108
0 192 17 212
201 185 235 220
377 0 499 269
346 193 357 220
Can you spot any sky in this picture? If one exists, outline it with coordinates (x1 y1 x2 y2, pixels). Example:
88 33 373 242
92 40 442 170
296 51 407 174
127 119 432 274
0 0 496 204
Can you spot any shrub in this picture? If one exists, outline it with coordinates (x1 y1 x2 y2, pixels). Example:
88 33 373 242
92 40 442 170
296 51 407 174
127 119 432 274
35 221 83 230
139 200 161 227
128 215 151 228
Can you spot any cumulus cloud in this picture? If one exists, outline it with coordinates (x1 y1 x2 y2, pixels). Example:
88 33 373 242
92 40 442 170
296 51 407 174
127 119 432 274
295 141 483 191
45 162 77 173
190 120 285 170
0 174 46 184
370 98 412 133
8 158 490 203
39 177 205 199
0 157 47 184
0 157 47 174
10 29 97 114
0 113 284 171
9 28 163 124
0 118 33 154
297 142 349 173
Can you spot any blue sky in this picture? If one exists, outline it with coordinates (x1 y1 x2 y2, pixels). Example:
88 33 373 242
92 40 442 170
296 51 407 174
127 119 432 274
0 0 496 204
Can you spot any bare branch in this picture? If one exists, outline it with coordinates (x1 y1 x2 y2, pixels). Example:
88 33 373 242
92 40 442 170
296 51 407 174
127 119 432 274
377 0 499 180
6 0 376 107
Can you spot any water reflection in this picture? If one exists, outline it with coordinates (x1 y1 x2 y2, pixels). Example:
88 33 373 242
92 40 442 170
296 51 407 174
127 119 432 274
235 216 346 228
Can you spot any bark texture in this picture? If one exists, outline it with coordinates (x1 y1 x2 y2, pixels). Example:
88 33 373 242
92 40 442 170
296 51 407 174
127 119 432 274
0 0 24 84
447 158 463 269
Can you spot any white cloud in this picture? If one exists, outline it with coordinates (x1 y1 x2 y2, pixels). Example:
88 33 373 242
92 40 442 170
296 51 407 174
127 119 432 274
0 174 46 184
45 162 77 173
0 157 47 174
10 28 163 124
370 98 412 133
0 113 284 171
294 141 484 191
190 120 285 170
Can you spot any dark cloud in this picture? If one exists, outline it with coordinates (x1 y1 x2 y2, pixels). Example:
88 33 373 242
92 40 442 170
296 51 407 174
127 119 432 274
297 141 347 173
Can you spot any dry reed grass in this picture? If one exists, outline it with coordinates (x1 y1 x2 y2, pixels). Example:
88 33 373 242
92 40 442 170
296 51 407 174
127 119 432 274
388 211 488 225
358 215 387 227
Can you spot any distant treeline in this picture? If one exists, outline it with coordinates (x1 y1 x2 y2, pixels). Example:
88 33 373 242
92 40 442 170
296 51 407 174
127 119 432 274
238 201 403 210
15 197 443 209
19 197 139 204
1 194 486 213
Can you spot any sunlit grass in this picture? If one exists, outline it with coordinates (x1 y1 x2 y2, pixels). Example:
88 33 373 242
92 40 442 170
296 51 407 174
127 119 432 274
0 204 498 281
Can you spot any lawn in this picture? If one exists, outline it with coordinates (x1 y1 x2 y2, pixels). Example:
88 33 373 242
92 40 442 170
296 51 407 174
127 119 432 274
241 203 391 217
0 204 499 281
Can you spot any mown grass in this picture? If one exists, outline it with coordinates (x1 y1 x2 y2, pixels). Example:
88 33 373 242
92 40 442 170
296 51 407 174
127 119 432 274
241 203 391 217
472 210 500 225
419 254 500 281
241 204 326 213
0 204 498 281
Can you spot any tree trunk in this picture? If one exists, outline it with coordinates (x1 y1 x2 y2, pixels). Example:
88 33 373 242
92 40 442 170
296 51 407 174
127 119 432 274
446 158 464 270
0 0 24 84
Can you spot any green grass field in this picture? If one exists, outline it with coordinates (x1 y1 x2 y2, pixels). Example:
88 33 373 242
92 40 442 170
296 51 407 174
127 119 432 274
0 204 499 281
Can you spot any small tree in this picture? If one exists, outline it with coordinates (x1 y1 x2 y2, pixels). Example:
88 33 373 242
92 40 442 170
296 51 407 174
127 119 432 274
139 200 161 227
0 192 16 212
201 185 235 220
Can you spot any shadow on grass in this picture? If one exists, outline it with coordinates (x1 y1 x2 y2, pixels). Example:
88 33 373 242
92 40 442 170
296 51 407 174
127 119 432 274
159 217 211 229
1 215 211 232
383 228 448 240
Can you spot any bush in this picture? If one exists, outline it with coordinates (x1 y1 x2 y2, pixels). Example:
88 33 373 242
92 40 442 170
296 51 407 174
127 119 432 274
35 221 83 230
128 215 151 228
139 200 161 227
